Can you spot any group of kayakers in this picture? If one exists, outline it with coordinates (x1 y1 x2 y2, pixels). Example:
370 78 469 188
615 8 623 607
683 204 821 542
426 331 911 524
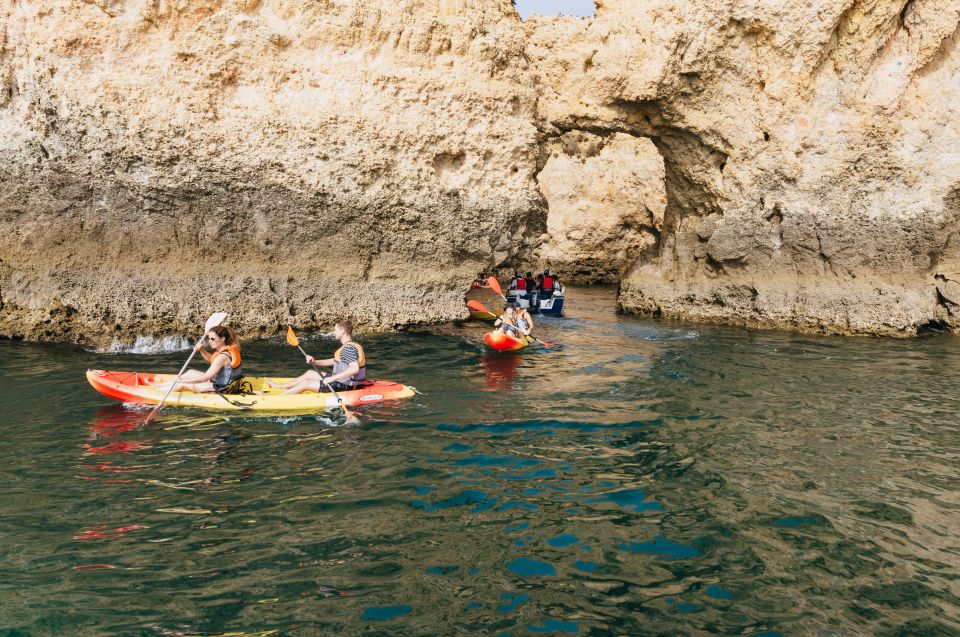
150 320 365 396
149 269 558 399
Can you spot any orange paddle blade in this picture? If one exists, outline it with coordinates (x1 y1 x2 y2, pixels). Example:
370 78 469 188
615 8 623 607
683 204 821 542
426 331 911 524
285 326 300 347
486 276 503 296
466 300 491 313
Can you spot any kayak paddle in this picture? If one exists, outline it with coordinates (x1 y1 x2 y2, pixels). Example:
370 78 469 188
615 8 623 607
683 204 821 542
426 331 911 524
465 299 500 318
144 311 228 424
285 326 359 425
467 299 555 348
486 276 509 303
466 299 495 315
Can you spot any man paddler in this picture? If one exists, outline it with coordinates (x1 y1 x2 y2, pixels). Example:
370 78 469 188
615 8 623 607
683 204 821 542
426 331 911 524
493 303 534 339
266 320 366 395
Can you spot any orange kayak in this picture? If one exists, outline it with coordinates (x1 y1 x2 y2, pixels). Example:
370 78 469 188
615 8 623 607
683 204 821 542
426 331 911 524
483 331 532 352
86 369 416 412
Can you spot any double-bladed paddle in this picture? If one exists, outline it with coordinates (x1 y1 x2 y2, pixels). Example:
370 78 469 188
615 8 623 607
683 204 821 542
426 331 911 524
285 326 359 425
467 299 555 348
144 311 228 424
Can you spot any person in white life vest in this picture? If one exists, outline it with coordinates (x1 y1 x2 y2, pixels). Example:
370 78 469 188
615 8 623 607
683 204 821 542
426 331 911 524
267 319 366 395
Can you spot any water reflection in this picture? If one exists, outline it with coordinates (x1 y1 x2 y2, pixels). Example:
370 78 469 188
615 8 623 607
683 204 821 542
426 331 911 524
0 287 958 635
89 405 144 440
480 352 522 392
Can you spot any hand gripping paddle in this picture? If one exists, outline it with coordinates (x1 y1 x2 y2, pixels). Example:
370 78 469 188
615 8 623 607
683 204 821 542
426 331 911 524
144 312 228 424
286 326 359 425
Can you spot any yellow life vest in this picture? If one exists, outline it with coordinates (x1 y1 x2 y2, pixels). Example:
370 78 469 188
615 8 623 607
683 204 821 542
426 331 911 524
333 341 366 383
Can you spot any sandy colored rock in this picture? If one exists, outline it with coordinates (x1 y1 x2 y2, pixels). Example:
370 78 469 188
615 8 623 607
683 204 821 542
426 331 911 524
3 0 960 342
0 0 543 345
536 131 665 283
526 0 960 335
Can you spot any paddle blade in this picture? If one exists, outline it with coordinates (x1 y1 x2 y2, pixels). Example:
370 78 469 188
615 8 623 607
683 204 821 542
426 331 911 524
486 276 503 297
143 404 162 424
341 406 360 425
286 326 300 347
466 300 491 313
204 312 228 333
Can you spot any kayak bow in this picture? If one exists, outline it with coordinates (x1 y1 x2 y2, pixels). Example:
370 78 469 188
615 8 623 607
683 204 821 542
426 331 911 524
483 331 532 352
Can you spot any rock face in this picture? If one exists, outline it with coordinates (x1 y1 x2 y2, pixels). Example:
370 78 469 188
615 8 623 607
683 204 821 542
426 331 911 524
2 0 960 342
0 0 543 344
526 0 960 336
535 131 665 284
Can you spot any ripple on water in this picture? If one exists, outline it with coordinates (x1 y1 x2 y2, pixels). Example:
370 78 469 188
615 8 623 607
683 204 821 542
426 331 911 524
2 286 960 635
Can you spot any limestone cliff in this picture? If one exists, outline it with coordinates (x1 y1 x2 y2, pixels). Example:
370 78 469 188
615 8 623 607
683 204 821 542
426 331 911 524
526 0 960 336
0 0 542 344
2 0 960 342
535 131 665 284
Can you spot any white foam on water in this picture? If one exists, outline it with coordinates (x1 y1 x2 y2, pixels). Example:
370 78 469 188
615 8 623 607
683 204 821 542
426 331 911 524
100 335 192 354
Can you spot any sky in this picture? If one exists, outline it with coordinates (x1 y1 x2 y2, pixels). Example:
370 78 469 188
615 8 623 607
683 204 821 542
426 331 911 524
513 0 597 20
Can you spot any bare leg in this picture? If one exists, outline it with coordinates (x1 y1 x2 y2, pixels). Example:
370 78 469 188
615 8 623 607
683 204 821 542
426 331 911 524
282 377 323 395
171 380 216 393
151 370 208 392
266 369 321 389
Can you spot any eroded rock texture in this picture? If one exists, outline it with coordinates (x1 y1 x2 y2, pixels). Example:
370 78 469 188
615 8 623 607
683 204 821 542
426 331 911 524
536 131 665 284
2 0 959 342
0 0 543 344
526 0 960 335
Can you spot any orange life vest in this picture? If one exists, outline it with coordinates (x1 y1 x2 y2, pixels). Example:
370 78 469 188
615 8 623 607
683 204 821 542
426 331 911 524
210 343 243 391
213 343 242 368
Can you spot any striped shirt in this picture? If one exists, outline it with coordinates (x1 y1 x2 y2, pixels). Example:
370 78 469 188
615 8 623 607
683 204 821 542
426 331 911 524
339 343 360 365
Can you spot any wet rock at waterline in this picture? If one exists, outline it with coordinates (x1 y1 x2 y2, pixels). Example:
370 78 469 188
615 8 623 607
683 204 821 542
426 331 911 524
525 0 960 336
0 0 543 344
2 0 960 341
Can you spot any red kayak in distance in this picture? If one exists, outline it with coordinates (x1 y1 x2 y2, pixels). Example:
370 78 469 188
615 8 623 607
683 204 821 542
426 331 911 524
483 331 532 352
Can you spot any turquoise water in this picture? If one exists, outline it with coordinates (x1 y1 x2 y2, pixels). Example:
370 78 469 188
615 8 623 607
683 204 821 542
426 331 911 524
1 287 959 636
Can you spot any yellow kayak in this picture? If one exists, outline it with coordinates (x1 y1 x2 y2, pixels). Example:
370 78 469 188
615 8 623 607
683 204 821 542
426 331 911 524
87 369 416 412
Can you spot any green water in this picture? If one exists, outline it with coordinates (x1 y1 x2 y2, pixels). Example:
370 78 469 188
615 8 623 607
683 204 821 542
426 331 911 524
1 287 958 636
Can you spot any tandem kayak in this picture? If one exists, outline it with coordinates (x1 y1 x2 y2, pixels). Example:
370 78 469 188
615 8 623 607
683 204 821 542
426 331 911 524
86 369 416 412
483 331 532 352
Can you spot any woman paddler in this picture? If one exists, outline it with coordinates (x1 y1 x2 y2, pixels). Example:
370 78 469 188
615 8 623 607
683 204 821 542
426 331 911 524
494 303 533 339
150 325 244 394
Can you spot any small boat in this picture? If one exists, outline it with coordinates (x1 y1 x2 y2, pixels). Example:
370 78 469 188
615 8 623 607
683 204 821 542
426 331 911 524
86 369 415 412
507 288 565 316
483 331 532 352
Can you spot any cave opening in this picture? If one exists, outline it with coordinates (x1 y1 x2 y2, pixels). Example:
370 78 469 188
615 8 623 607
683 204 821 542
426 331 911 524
513 0 597 21
535 131 668 285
